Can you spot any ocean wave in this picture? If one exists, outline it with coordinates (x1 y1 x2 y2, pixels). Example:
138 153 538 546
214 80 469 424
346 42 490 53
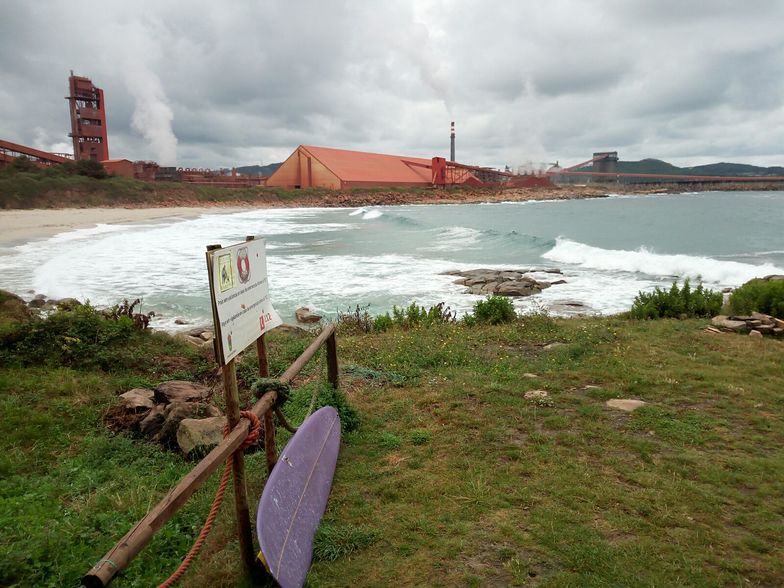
542 238 784 285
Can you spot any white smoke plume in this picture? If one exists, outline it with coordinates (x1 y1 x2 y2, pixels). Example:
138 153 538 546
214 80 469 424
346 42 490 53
124 62 177 165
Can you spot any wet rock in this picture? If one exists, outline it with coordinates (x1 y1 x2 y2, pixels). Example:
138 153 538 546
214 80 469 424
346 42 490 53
55 298 82 310
119 388 155 411
0 289 33 322
295 307 322 323
155 380 211 404
174 318 189 325
177 417 227 457
606 399 646 412
28 298 47 308
446 268 563 298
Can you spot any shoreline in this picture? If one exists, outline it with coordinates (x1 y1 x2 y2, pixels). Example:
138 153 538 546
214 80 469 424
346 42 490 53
0 184 669 246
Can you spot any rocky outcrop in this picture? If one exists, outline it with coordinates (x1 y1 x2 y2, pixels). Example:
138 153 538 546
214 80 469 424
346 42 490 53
712 313 783 337
444 268 564 297
155 380 211 404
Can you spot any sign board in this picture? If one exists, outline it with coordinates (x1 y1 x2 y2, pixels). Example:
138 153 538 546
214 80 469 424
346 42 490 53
206 238 282 365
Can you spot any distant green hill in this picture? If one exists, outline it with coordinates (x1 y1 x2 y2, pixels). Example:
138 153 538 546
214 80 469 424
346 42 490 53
235 163 281 176
577 158 783 177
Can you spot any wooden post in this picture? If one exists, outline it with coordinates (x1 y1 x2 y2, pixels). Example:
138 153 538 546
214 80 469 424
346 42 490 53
222 359 256 574
257 335 277 473
82 323 336 587
326 331 339 389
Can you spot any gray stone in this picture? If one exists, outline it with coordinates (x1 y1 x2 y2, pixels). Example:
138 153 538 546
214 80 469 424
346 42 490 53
749 330 763 338
119 388 155 410
154 401 222 446
139 404 166 438
711 316 748 332
198 330 214 342
522 373 539 379
272 323 308 336
174 318 189 325
155 380 211 404
524 390 549 400
55 298 82 310
28 298 46 308
606 399 647 412
295 307 322 323
177 417 227 456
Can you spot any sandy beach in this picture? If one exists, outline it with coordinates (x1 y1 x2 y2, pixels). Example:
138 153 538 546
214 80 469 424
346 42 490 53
0 206 251 247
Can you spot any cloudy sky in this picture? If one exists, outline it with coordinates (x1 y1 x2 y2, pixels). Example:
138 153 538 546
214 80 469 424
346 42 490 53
2 0 783 169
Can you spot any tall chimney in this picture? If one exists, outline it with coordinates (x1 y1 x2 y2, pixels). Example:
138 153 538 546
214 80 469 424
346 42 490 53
450 121 455 162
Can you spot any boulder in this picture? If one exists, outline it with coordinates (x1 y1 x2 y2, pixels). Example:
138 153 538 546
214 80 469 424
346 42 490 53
154 380 211 404
749 330 763 339
0 289 33 322
295 307 322 323
198 330 214 342
524 390 549 400
55 298 82 310
606 399 646 412
28 298 47 308
154 401 222 446
118 388 155 411
174 318 189 325
711 316 748 332
272 323 308 336
177 417 227 456
139 404 167 438
445 268 562 298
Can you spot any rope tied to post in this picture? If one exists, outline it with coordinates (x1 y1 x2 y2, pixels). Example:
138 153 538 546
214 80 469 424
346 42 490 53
157 410 261 588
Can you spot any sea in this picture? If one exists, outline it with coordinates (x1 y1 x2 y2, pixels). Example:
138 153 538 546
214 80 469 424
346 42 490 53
1 190 782 330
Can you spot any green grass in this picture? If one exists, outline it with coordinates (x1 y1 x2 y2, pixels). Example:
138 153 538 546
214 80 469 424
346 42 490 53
1 306 783 586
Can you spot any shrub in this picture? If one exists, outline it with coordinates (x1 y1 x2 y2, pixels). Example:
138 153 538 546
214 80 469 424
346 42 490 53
729 278 784 318
630 280 722 319
472 295 517 325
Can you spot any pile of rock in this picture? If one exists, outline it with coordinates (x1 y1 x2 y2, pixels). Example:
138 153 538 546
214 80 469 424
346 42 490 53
106 380 237 457
444 268 565 297
711 312 784 337
175 326 215 349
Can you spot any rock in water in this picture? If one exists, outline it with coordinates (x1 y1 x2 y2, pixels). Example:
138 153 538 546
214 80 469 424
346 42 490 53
295 307 322 323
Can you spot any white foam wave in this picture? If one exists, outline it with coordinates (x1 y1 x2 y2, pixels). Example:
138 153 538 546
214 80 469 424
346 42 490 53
424 226 482 251
362 209 383 220
348 208 366 216
543 238 783 285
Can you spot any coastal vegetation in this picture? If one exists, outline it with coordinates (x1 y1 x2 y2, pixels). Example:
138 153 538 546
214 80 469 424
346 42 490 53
629 280 723 319
729 277 784 318
1 292 782 586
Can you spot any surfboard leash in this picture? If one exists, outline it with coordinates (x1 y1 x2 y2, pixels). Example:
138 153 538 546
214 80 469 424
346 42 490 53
157 410 261 588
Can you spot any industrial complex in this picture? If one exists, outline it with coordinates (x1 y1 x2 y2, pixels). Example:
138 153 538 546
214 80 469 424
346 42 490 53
2 72 783 190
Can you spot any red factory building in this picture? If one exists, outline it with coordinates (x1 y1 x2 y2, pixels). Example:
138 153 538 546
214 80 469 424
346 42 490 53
66 72 109 162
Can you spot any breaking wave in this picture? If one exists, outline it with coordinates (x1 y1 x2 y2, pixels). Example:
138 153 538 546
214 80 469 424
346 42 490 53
543 238 783 285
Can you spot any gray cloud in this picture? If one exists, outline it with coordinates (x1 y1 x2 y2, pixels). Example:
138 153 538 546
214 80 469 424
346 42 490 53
1 0 782 169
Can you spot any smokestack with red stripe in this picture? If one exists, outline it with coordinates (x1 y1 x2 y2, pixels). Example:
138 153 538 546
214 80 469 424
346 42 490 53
450 121 455 162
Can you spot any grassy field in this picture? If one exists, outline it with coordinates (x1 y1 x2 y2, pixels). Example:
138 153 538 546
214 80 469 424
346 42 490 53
1 298 782 587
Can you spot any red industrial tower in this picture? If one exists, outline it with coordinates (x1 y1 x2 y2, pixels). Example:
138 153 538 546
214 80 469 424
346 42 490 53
66 71 109 161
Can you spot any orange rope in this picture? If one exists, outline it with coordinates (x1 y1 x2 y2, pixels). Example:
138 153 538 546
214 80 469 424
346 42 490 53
158 410 261 588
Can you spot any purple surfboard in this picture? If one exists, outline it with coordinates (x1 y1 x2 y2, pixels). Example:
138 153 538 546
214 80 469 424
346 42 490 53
257 406 341 588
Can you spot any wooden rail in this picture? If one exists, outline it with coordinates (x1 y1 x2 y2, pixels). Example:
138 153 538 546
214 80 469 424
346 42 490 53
83 323 338 587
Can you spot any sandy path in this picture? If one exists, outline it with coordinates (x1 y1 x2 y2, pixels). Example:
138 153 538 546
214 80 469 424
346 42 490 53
0 206 251 246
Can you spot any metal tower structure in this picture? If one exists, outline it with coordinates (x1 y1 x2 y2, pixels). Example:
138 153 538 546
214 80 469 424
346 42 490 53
66 71 109 161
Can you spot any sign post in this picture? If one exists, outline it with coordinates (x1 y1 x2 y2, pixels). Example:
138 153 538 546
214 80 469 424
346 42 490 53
206 236 282 575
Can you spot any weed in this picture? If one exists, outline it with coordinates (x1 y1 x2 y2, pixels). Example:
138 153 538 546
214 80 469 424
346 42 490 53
472 295 517 325
408 430 431 445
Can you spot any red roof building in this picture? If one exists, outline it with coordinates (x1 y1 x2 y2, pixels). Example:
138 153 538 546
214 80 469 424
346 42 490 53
265 145 435 189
